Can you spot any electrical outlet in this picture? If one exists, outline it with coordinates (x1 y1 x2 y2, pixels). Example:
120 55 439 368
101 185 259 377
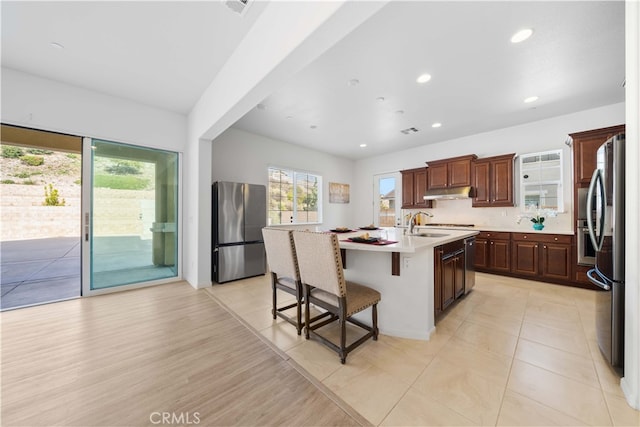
403 257 411 269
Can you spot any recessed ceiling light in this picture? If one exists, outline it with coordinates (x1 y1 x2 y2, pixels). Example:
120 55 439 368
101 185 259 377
431 122 442 128
511 28 533 43
348 78 360 86
310 125 317 129
376 97 385 102
416 73 432 84
286 115 293 119
524 96 539 103
395 110 404 115
50 42 65 49
256 103 266 110
360 144 367 148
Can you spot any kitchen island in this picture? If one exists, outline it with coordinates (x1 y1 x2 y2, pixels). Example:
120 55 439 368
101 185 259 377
335 227 478 340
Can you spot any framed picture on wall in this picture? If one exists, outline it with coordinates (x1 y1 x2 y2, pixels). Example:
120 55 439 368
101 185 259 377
329 182 350 203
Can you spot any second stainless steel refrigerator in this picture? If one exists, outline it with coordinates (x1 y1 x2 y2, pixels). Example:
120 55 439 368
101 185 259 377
213 181 266 283
587 133 625 375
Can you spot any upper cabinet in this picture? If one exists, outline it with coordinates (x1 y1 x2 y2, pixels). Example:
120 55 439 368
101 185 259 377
472 153 515 207
426 155 477 190
571 125 625 186
401 167 432 209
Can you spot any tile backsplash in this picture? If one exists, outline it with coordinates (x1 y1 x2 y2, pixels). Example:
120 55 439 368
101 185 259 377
402 198 572 233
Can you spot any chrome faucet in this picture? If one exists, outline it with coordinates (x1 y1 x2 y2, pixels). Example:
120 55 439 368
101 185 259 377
409 211 434 234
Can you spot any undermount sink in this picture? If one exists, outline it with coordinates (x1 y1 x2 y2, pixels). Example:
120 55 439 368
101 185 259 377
410 232 449 238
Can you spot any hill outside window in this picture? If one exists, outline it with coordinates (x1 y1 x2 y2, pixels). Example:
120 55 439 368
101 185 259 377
268 167 322 225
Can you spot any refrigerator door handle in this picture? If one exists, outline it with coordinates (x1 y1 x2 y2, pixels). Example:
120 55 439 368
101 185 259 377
586 169 605 251
587 268 611 291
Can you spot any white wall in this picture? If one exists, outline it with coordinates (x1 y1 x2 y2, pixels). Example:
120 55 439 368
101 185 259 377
1 68 187 151
184 1 387 289
212 127 355 228
353 103 625 233
622 0 639 411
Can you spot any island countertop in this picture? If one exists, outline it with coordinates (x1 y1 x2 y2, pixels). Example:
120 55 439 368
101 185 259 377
335 227 479 253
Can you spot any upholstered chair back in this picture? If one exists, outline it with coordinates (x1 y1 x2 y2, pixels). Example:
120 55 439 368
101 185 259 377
292 230 347 298
262 228 300 281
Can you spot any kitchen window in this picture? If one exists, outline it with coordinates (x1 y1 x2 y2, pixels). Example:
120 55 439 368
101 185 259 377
519 149 564 212
268 167 322 225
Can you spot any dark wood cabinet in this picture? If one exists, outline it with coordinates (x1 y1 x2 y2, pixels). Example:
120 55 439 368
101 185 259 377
426 155 477 190
474 231 510 273
512 233 572 282
512 236 540 276
571 125 625 186
401 167 432 209
570 125 624 287
472 154 515 207
434 240 465 316
427 163 448 190
540 236 572 282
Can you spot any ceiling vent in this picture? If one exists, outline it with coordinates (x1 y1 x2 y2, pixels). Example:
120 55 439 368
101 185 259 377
225 0 251 16
400 127 419 135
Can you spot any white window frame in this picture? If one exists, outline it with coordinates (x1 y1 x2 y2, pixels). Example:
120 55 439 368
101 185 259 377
519 149 564 213
267 166 323 225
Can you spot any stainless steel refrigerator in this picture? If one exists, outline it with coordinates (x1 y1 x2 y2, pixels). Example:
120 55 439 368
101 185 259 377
213 181 266 283
586 133 625 375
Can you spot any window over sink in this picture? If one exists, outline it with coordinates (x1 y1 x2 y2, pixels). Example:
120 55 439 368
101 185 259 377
519 149 563 212
268 167 322 225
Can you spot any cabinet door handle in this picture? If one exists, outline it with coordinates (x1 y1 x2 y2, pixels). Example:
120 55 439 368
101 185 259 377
524 235 527 239
554 237 558 241
490 241 494 245
544 245 547 249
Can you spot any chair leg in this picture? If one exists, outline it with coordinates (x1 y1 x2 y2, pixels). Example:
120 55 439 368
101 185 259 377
295 281 302 335
372 303 378 341
339 304 347 364
271 273 277 320
304 285 311 340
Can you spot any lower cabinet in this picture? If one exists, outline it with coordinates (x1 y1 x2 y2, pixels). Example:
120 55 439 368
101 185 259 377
435 240 465 316
511 233 572 282
474 231 511 273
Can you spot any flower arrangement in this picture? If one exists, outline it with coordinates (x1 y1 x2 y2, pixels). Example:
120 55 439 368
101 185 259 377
530 214 545 225
530 212 545 230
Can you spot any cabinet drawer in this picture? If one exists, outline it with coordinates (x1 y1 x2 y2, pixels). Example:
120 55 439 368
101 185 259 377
512 233 572 244
477 231 510 240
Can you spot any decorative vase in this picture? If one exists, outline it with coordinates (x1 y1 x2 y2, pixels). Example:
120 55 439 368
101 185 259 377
533 223 544 231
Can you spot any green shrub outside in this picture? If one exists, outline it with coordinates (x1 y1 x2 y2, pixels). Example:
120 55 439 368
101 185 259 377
27 148 53 155
94 174 149 190
43 183 65 206
1 145 24 158
14 171 31 178
1 179 16 184
21 155 44 166
105 160 142 175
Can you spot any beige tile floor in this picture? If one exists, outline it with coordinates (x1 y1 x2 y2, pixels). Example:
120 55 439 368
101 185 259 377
206 272 639 426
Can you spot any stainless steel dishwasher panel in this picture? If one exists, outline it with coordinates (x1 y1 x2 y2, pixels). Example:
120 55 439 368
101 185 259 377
464 237 476 294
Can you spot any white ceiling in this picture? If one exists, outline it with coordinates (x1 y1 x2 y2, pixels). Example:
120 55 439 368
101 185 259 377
1 1 625 160
1 0 267 113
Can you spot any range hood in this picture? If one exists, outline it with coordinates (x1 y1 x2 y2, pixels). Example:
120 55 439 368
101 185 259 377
423 186 472 200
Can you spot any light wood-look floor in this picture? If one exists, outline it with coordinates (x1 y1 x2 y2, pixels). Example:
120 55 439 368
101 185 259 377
208 273 640 426
1 282 367 426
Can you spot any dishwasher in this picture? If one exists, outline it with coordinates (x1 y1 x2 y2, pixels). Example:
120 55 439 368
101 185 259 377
464 236 476 293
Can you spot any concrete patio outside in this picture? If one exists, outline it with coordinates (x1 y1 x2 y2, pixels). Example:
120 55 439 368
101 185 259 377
0 237 81 310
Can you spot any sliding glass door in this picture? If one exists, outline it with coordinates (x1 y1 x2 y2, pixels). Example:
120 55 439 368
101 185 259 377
83 139 179 293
